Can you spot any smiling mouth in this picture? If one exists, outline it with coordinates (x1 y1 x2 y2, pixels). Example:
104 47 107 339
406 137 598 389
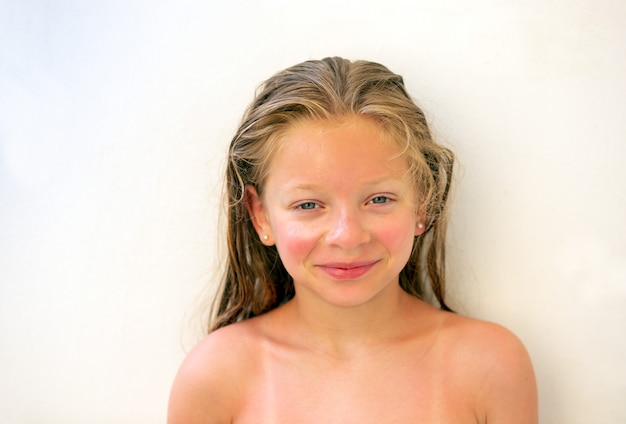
317 261 379 280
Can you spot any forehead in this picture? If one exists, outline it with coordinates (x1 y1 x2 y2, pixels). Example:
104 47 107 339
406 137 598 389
280 115 399 153
265 116 411 187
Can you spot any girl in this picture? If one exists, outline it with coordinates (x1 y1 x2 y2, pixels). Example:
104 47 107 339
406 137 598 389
168 57 537 423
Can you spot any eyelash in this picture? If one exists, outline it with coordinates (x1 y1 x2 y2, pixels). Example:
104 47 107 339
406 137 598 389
294 195 394 211
370 195 391 204
296 201 318 210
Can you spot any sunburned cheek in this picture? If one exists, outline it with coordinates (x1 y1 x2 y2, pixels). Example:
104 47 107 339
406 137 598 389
375 220 417 254
273 225 319 259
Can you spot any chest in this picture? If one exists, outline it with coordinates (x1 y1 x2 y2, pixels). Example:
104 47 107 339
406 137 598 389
234 347 480 424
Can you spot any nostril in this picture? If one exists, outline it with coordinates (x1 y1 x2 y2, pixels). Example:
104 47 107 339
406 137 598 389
325 212 369 248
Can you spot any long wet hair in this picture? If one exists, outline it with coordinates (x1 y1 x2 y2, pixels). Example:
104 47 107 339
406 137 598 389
210 57 455 331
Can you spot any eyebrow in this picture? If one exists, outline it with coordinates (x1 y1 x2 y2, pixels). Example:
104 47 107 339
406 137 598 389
285 177 405 191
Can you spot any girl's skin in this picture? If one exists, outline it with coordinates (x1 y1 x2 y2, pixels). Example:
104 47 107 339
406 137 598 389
168 116 538 424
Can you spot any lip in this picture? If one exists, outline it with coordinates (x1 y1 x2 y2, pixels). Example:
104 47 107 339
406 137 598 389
316 260 379 280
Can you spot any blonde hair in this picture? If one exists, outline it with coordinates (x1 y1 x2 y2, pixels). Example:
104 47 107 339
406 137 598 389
210 57 454 331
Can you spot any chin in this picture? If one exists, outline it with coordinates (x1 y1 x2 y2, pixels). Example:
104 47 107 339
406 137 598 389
300 280 397 310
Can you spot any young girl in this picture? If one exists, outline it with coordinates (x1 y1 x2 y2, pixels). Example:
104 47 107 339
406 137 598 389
168 57 538 423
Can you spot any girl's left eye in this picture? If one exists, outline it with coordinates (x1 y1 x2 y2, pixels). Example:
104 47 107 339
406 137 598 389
370 196 390 204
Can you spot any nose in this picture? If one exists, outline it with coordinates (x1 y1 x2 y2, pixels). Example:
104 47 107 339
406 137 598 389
324 207 370 250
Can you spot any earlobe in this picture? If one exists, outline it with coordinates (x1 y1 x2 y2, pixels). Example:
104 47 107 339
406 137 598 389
415 208 426 236
244 185 274 245
414 205 427 236
415 221 425 236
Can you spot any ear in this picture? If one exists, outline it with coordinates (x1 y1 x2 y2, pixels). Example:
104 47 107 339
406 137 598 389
415 221 426 236
414 208 426 236
244 185 275 245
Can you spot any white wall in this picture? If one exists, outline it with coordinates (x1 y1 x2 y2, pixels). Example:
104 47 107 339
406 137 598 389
1 0 624 422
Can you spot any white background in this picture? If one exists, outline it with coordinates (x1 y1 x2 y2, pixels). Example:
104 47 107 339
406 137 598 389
1 1 625 422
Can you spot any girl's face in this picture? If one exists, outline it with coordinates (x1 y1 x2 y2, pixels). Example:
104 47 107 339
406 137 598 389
246 116 425 309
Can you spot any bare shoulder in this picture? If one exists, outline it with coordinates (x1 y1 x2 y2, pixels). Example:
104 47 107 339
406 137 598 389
438 312 530 357
167 320 261 424
438 312 538 423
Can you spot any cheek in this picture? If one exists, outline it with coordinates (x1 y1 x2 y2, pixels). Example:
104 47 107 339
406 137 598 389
374 216 417 255
272 221 320 261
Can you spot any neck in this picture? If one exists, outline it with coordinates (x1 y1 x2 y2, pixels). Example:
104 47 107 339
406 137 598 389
284 284 418 359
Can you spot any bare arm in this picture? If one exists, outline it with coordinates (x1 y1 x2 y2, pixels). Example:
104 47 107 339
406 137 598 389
168 330 245 424
476 325 538 424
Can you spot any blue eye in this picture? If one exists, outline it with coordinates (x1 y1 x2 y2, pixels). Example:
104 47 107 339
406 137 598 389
370 196 390 204
297 202 318 210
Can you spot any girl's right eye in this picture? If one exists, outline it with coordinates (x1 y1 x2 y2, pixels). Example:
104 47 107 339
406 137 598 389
296 202 318 210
